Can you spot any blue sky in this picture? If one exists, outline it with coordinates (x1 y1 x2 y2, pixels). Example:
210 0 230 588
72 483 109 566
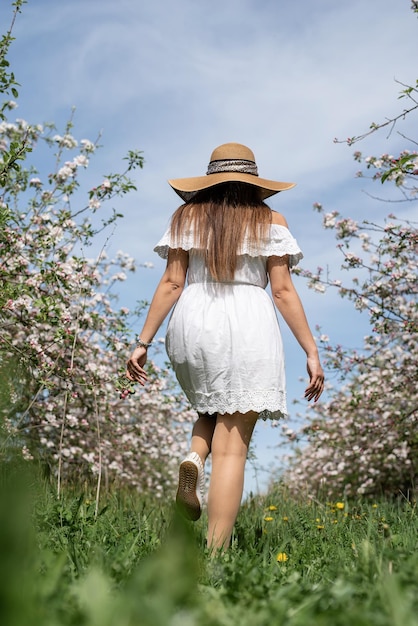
2 0 417 494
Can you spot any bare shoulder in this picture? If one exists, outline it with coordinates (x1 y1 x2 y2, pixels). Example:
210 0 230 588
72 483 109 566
270 210 288 227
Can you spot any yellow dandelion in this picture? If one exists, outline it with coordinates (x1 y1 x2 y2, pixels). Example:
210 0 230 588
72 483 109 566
317 525 325 530
333 519 338 524
372 504 378 509
282 516 289 522
264 516 274 522
268 505 277 511
336 502 345 510
315 518 321 523
381 523 390 538
276 552 288 562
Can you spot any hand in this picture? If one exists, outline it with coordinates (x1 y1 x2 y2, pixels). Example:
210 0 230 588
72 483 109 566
304 354 324 403
126 346 148 386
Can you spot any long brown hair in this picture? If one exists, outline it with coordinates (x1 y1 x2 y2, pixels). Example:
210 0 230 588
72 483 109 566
170 182 271 281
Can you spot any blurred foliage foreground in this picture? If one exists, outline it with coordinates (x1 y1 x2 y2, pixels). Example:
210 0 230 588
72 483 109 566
1 461 417 626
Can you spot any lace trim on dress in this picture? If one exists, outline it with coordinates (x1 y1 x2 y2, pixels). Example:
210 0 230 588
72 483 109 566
154 224 303 268
183 388 288 422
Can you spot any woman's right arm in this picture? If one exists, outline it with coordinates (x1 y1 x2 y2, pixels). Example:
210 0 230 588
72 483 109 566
267 254 324 402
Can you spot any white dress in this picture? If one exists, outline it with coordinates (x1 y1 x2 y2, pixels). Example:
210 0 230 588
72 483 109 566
154 224 303 421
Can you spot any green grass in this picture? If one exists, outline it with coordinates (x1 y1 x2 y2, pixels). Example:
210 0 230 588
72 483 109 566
1 465 417 626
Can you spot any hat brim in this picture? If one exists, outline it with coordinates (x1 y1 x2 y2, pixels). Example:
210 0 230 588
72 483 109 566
168 172 296 202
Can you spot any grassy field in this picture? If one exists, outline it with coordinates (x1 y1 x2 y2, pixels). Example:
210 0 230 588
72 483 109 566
1 464 417 626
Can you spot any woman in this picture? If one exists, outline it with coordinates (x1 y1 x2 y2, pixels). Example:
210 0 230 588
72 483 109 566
126 143 324 551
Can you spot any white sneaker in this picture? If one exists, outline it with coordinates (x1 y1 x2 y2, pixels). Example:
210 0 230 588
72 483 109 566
176 452 205 521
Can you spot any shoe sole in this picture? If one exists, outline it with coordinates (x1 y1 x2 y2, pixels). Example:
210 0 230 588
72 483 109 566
176 460 201 521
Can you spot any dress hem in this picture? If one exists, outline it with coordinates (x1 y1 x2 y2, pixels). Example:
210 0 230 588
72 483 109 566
184 393 288 422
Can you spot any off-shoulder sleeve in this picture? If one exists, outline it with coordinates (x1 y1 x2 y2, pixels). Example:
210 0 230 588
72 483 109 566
240 224 303 267
154 225 196 259
154 223 303 267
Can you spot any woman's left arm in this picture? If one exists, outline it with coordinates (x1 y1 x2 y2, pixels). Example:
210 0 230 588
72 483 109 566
126 248 188 384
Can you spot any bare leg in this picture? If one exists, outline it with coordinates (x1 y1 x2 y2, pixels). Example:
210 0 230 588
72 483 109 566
190 412 216 463
207 411 257 552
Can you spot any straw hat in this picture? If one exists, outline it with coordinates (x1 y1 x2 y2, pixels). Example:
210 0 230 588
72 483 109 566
168 142 296 202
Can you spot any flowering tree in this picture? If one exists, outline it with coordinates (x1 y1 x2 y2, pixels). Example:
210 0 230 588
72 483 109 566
0 1 30 186
0 113 195 497
283 70 418 498
0 100 195 497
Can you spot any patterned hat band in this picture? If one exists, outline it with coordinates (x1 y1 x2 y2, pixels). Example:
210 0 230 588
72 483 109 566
206 158 259 177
